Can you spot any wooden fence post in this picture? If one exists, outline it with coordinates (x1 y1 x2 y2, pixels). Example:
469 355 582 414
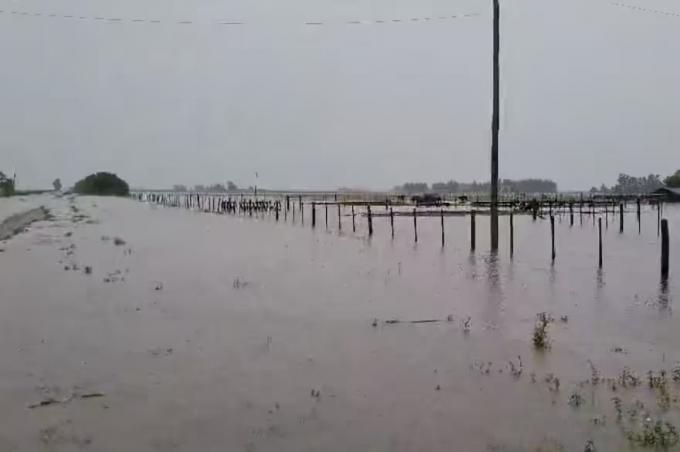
367 205 373 236
598 217 603 268
352 205 356 232
337 204 341 231
470 210 476 251
550 215 556 261
413 208 418 243
510 211 514 257
312 203 316 228
619 203 624 233
440 209 445 247
325 203 328 229
390 208 394 239
661 219 669 280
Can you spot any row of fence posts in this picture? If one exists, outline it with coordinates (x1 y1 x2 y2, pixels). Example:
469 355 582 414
138 193 670 280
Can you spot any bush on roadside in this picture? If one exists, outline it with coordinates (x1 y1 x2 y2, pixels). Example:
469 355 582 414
73 172 129 196
0 171 15 197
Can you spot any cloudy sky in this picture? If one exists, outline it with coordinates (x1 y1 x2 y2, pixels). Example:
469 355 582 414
1 0 678 190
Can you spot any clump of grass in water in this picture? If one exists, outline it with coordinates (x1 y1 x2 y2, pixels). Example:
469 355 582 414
533 312 553 350
508 356 523 379
569 390 584 407
625 419 679 448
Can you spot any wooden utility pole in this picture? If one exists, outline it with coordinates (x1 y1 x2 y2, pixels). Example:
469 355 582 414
490 0 500 251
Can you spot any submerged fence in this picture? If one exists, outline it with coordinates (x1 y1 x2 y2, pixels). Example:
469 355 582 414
131 191 671 280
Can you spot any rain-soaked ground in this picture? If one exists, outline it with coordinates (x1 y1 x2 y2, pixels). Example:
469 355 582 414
1 195 679 451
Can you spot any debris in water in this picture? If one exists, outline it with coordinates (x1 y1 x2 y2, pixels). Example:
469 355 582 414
113 237 126 246
371 318 378 327
462 316 471 333
533 312 553 350
83 266 92 275
560 315 569 323
435 385 441 391
154 282 163 291
64 231 72 237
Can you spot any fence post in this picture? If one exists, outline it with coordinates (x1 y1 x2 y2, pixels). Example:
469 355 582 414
598 217 603 268
637 198 641 234
510 211 514 257
470 210 476 251
440 209 445 247
337 204 341 231
325 203 328 229
551 215 556 261
619 203 624 233
312 202 316 228
367 205 373 236
661 219 669 280
390 208 395 239
413 208 418 243
352 205 356 232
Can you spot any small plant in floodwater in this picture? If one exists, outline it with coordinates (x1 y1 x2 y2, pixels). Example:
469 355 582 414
560 315 569 323
584 439 597 452
569 390 584 408
508 356 523 379
612 397 623 421
545 373 561 392
462 316 471 333
625 418 680 448
533 312 553 350
672 364 680 383
619 367 642 388
589 360 601 386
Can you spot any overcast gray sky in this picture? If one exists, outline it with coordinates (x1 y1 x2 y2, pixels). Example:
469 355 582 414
1 0 679 191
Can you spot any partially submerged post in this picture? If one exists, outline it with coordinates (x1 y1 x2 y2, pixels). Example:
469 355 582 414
637 198 641 234
489 0 500 251
352 205 356 232
598 217 603 268
569 203 574 227
312 202 316 228
390 208 395 239
440 209 445 247
413 208 418 243
550 215 556 261
510 211 514 257
367 205 373 236
470 210 476 251
337 204 341 231
325 204 328 229
661 219 669 280
619 203 624 233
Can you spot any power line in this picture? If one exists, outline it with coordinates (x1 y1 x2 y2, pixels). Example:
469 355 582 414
0 9 480 28
611 2 680 17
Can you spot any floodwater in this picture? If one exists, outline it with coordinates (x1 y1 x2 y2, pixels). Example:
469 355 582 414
1 195 679 451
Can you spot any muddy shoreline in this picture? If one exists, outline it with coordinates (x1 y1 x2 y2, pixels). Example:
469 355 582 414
0 206 49 240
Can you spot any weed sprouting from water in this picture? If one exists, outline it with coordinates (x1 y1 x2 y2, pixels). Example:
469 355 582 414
588 360 601 386
569 390 584 408
462 316 471 333
508 356 523 379
625 419 679 448
533 312 553 350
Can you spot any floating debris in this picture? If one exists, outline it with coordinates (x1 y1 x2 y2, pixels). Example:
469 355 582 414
113 237 126 246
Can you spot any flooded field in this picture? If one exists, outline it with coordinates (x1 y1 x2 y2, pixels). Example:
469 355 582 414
1 195 679 451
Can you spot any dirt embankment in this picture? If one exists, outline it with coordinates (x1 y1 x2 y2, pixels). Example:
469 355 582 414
0 206 49 240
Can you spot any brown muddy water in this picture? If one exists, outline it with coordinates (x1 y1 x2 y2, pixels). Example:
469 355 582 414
0 195 679 451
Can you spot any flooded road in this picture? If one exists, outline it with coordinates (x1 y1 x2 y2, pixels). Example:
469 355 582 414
1 195 679 451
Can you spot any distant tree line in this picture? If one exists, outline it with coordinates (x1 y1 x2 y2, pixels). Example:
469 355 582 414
394 178 557 194
172 181 239 192
588 171 680 195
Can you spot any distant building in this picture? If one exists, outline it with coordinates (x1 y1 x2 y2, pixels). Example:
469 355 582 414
652 187 680 202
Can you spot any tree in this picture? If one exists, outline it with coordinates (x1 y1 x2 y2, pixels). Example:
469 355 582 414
611 173 662 194
52 178 62 192
664 170 680 188
73 172 129 196
0 171 15 197
227 181 238 191
172 184 187 192
206 183 227 193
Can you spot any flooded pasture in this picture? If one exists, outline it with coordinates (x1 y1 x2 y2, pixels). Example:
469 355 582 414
1 195 679 451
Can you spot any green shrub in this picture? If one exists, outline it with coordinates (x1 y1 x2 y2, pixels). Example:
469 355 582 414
73 172 129 196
